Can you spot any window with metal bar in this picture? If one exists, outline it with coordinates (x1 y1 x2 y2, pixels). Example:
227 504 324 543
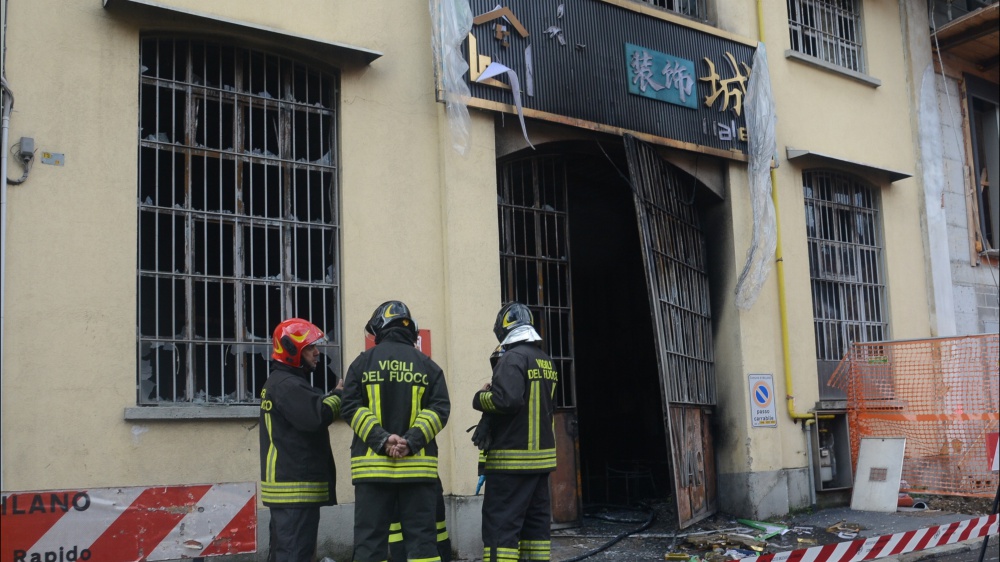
137 37 341 405
632 0 707 21
498 157 576 409
787 0 865 73
803 170 887 362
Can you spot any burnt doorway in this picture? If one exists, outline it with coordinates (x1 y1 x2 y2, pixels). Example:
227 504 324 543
623 134 717 527
497 139 718 529
562 148 669 509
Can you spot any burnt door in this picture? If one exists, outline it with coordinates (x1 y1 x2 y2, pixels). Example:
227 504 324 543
497 156 581 526
623 134 717 527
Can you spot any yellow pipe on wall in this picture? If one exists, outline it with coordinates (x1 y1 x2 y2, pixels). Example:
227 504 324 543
772 168 822 422
755 1 819 424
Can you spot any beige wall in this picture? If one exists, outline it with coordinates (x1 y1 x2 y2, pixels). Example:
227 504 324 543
1 0 932 523
0 0 503 498
710 0 931 498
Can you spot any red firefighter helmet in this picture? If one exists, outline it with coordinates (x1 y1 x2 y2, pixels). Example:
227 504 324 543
272 318 325 368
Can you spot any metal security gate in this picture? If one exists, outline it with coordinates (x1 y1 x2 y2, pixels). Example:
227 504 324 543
497 156 580 526
623 134 717 527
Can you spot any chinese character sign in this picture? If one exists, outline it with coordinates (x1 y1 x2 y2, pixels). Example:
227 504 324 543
625 43 698 110
700 52 750 116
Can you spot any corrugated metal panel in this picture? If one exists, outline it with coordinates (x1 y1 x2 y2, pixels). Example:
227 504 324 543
466 0 755 157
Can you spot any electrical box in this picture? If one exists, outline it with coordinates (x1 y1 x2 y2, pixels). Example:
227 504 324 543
811 408 854 491
18 136 34 159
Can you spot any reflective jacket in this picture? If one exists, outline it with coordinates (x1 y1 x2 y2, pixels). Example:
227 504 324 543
341 328 451 483
259 361 342 507
473 342 559 473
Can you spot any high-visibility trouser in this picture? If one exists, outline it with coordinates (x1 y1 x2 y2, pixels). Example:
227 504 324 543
354 481 440 562
389 479 451 562
482 472 551 562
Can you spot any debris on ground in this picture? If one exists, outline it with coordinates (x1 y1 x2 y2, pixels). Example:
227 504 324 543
551 495 995 561
684 533 766 552
826 521 862 539
796 537 817 545
898 493 915 507
907 494 994 513
736 518 789 540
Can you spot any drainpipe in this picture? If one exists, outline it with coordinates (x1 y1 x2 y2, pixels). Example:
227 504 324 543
0 83 10 495
755 0 818 507
0 0 8 493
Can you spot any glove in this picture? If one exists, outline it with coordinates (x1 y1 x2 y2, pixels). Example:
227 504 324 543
468 414 494 451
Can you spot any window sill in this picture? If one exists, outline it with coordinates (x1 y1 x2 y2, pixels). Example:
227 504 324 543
784 50 882 88
124 405 259 420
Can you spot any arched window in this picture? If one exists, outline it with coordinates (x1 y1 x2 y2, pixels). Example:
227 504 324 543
136 37 340 405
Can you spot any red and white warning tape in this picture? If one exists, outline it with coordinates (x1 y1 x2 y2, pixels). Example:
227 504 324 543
746 514 997 562
1 482 256 562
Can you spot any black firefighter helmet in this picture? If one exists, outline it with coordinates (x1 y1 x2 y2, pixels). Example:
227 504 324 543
493 302 534 342
365 300 418 340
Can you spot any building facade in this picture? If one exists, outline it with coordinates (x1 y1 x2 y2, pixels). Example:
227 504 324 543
903 0 999 338
1 0 935 559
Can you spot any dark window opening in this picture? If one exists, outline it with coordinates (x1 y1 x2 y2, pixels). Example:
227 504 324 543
137 37 341 405
787 0 865 73
804 170 887 400
970 95 1000 251
633 0 708 21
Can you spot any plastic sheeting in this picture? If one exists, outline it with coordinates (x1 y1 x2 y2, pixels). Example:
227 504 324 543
429 0 473 155
734 42 777 311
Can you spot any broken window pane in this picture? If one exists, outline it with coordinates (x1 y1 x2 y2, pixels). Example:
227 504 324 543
787 0 865 73
498 157 576 408
137 36 340 405
632 0 706 21
803 170 887 362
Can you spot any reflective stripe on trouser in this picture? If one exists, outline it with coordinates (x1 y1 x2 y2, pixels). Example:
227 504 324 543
355 482 440 562
482 473 551 562
518 540 551 561
267 506 320 562
261 481 330 504
388 479 451 562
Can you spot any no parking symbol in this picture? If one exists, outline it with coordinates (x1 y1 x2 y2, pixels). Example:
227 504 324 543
749 374 777 428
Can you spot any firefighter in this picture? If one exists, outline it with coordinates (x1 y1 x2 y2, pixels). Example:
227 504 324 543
473 302 559 562
259 318 343 562
342 300 451 562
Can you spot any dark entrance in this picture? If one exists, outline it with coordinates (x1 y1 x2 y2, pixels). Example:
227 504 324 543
497 138 718 529
564 147 669 507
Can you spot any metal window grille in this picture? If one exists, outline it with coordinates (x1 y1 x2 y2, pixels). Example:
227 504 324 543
623 135 715 406
498 157 576 408
803 170 887 362
787 0 865 73
137 37 341 405
633 0 707 20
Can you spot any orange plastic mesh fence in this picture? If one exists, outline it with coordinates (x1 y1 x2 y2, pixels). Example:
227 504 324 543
829 334 999 498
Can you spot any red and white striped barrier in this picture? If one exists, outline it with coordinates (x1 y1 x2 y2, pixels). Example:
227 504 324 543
745 514 997 562
1 482 256 562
